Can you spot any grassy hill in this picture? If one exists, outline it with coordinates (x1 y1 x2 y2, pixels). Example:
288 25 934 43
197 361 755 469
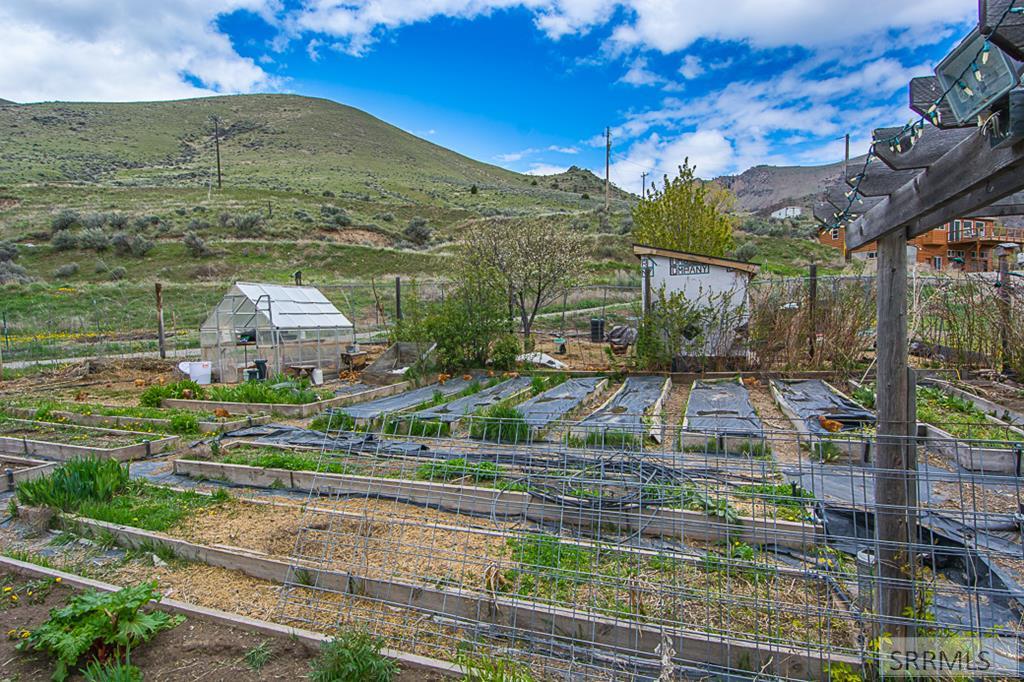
0 94 630 208
0 94 644 294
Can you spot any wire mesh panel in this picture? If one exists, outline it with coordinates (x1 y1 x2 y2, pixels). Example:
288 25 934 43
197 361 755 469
268 405 1024 680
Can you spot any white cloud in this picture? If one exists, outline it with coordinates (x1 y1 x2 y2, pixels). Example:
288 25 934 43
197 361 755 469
497 150 531 162
0 0 277 102
619 56 664 87
525 163 571 175
547 145 579 154
287 1 975 58
678 55 704 79
307 38 324 61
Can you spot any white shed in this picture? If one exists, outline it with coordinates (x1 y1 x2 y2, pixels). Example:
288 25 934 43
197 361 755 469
634 244 758 360
199 282 354 382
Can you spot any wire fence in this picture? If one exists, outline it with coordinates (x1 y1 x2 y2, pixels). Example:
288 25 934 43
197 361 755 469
1 272 1019 377
265 407 1024 680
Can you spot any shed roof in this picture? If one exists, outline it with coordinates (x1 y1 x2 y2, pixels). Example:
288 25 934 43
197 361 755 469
632 244 760 276
232 282 353 329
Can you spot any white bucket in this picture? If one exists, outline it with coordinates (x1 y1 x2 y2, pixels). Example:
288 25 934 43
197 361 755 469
178 361 213 385
311 368 324 386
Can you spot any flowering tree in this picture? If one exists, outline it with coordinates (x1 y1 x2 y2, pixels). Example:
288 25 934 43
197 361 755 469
460 216 585 339
632 160 735 257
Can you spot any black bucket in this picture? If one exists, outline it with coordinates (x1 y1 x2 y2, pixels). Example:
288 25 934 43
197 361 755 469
590 317 605 343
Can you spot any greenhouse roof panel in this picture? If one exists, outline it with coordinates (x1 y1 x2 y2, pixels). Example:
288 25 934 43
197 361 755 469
233 282 353 330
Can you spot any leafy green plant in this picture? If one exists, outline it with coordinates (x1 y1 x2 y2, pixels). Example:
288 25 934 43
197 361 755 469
308 631 398 682
167 412 200 434
469 405 530 443
81 659 143 682
735 483 814 522
416 458 504 485
18 582 183 682
490 334 520 371
17 458 129 511
504 534 594 597
139 379 206 407
702 541 775 584
384 417 450 437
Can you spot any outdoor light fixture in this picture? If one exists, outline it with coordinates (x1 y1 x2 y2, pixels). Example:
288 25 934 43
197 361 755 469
935 29 1020 125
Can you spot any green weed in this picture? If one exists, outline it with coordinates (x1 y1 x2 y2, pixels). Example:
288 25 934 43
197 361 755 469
469 405 530 443
308 631 398 682
245 640 273 671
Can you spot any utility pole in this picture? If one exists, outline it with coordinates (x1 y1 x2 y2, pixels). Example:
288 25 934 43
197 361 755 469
641 172 648 198
212 116 222 189
604 126 611 211
843 133 850 180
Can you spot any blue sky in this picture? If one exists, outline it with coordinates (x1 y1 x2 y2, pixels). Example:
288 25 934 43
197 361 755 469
1 1 979 191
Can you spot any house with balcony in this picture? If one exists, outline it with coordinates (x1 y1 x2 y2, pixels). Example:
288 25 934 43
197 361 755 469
818 218 1024 271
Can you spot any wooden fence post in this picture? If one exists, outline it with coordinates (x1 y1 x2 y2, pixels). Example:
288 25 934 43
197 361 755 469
395 276 402 321
807 263 818 361
155 283 166 360
874 228 916 644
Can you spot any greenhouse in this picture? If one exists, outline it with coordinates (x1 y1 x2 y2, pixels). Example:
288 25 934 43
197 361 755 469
199 282 354 383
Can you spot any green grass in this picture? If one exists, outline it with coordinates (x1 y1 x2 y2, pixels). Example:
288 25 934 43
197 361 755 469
735 483 814 522
583 429 642 450
1 548 57 569
17 458 225 531
468 404 531 443
383 416 451 437
5 400 210 435
217 447 354 475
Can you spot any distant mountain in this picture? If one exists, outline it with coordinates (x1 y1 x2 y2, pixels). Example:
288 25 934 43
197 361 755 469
717 158 866 215
537 165 633 200
0 98 15 106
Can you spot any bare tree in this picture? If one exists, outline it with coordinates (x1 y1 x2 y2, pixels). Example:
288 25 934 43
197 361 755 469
461 216 585 340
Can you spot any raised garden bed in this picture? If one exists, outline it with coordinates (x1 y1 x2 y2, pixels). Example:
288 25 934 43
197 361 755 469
172 454 822 549
0 455 55 492
515 376 608 436
330 374 480 427
571 376 671 446
770 379 876 463
680 378 767 455
161 380 412 418
852 382 1024 474
56 498 855 680
0 417 177 461
388 376 534 435
0 558 453 681
3 402 271 435
922 378 1024 426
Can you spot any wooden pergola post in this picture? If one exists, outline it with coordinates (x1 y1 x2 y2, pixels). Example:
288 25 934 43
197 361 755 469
873 230 918 642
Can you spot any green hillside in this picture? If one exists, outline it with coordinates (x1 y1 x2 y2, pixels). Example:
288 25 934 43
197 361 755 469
0 94 624 207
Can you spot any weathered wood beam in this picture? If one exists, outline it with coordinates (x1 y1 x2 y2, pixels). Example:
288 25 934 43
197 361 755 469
845 128 1024 250
909 77 963 129
846 160 921 196
981 0 1024 62
813 201 844 226
873 126 973 170
824 183 884 211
